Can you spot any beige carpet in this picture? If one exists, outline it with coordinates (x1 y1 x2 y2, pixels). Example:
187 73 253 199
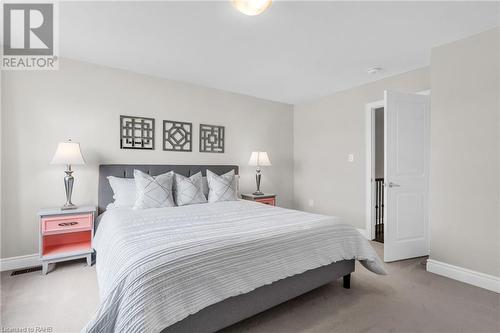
1 242 499 333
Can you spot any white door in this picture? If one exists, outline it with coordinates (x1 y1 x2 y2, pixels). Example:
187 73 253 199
384 91 430 262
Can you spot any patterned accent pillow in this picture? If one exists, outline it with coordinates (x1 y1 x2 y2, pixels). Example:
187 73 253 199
133 170 175 209
174 172 207 206
206 169 238 203
202 175 240 198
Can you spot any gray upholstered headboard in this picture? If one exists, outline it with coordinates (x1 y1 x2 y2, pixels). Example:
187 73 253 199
98 164 239 214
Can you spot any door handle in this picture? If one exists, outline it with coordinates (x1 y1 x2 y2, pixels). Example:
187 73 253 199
387 182 401 188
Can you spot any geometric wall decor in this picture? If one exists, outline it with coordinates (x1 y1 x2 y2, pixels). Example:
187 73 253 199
199 124 225 153
120 115 155 150
163 120 192 152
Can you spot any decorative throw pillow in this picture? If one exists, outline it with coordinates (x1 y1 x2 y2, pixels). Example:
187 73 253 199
133 170 175 209
174 172 207 206
206 170 238 203
107 176 136 209
202 175 241 198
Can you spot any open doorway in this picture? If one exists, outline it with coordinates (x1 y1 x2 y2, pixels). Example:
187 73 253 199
366 102 385 243
373 107 384 243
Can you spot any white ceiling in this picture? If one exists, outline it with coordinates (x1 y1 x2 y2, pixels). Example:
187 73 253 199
60 1 499 104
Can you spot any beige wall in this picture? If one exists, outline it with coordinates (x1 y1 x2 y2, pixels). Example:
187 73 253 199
429 28 499 277
293 68 429 228
1 58 293 259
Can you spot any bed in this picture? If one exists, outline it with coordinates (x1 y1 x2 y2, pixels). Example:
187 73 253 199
83 164 385 333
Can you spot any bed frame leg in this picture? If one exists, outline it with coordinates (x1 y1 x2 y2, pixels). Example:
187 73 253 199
342 274 351 289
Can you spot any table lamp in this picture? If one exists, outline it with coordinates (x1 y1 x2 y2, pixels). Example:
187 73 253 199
248 152 271 195
51 139 86 210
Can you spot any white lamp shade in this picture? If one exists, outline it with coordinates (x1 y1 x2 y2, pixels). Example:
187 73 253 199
51 141 86 165
248 152 271 166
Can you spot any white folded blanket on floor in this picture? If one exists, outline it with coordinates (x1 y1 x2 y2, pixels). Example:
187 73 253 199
83 200 386 333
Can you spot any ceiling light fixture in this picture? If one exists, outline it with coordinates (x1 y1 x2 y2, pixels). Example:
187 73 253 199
232 0 272 16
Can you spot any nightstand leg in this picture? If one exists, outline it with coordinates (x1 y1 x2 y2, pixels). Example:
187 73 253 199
86 254 92 266
42 262 48 275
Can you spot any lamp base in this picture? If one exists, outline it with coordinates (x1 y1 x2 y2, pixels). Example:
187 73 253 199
252 191 264 196
62 167 77 210
61 203 77 210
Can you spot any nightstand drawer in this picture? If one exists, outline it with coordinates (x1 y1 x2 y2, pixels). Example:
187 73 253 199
256 197 276 206
42 214 92 235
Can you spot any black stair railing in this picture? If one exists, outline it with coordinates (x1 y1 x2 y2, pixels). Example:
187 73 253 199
374 178 384 243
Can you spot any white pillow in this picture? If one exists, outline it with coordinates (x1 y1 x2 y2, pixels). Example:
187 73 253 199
206 170 238 203
202 175 240 197
107 176 136 209
133 170 175 209
174 172 207 206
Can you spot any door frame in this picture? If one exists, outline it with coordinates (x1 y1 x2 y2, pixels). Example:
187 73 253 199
364 90 430 241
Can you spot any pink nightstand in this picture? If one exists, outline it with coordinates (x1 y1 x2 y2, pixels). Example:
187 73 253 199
38 206 95 275
241 193 276 206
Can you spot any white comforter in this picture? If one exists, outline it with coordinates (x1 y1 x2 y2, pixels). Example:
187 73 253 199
83 200 385 333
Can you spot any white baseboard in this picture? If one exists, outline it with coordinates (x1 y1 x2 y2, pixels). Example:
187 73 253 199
357 228 371 240
427 259 500 293
0 254 40 272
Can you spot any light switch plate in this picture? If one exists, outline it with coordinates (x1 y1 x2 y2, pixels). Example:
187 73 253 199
348 153 354 162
